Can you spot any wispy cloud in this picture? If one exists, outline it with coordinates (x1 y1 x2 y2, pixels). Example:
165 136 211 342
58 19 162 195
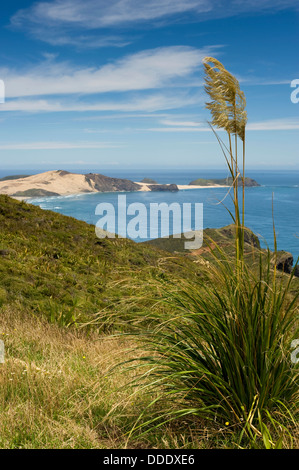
146 126 209 132
41 34 132 49
247 118 299 131
11 1 211 31
1 46 209 98
145 117 299 132
161 119 203 127
74 113 174 121
11 0 299 29
0 141 123 150
11 0 299 47
1 91 203 113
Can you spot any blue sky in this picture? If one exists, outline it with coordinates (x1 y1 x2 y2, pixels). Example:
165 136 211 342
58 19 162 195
0 0 298 170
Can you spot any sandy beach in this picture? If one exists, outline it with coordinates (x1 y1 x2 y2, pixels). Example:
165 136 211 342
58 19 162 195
177 184 228 190
133 182 228 191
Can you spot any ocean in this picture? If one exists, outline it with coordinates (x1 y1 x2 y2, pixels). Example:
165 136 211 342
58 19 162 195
1 168 298 260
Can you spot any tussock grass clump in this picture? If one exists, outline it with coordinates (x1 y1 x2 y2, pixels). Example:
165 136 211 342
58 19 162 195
117 57 299 448
124 250 298 447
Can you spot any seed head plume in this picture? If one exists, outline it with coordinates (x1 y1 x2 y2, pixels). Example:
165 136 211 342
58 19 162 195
203 57 247 141
203 56 248 269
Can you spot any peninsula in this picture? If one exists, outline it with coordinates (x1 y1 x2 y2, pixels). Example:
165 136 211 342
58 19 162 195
0 170 179 198
0 170 259 199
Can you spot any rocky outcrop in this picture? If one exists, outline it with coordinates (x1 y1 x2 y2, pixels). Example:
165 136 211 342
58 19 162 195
84 173 140 192
219 225 261 248
273 251 299 277
148 184 179 192
275 251 293 274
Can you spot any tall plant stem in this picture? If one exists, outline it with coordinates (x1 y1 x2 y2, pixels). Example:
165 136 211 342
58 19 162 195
242 133 246 263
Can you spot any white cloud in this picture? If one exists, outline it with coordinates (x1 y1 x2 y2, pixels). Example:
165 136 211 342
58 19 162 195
11 1 211 30
42 34 132 48
247 118 299 131
10 0 299 47
1 91 203 113
146 127 209 132
10 1 211 47
12 0 299 29
0 141 123 150
146 117 299 132
148 118 210 131
1 46 208 98
161 119 203 127
74 113 173 121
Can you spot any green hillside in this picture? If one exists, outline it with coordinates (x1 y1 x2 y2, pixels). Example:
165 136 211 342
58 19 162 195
0 195 200 327
0 195 298 449
0 195 205 449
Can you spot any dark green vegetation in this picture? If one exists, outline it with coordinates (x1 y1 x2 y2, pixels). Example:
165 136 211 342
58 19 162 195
144 226 299 280
0 175 31 182
0 195 200 328
189 177 259 187
144 225 260 254
148 183 179 192
140 178 157 184
13 189 59 197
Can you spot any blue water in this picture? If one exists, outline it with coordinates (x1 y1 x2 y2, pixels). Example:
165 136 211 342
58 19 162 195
1 169 298 260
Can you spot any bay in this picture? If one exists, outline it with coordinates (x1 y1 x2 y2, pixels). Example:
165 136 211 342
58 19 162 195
1 169 298 260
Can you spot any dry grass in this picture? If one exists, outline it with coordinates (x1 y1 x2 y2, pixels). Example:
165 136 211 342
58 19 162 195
1 304 297 449
0 306 144 448
0 306 251 449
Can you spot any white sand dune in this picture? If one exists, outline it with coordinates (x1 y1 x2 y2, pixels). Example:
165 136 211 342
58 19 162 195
0 171 93 197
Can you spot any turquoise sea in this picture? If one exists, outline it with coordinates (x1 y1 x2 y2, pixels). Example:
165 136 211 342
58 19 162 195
2 169 299 260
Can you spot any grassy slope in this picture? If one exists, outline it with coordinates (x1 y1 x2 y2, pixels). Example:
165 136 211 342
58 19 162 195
0 195 199 327
143 225 260 254
1 306 232 449
0 195 298 448
144 227 299 301
0 196 207 449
